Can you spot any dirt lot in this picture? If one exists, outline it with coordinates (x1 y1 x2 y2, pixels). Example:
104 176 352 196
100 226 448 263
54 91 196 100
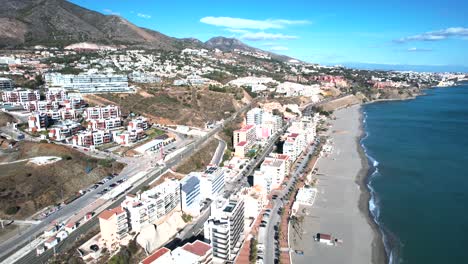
0 112 15 127
0 141 124 219
86 86 243 127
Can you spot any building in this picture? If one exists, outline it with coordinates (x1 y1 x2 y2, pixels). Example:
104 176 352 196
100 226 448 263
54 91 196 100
283 133 306 161
233 125 256 158
28 112 50 132
180 173 201 216
129 72 161 83
44 73 131 94
72 130 112 147
112 128 146 146
199 167 225 200
253 154 290 193
45 88 67 102
291 187 317 216
0 78 14 91
140 241 212 264
246 108 264 126
85 105 120 120
22 100 59 112
128 116 150 130
1 89 40 103
204 196 244 263
122 179 181 232
98 207 129 250
88 118 122 130
48 121 82 141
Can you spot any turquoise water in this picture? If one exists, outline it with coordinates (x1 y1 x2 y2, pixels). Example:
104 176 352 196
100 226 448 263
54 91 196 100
362 84 468 264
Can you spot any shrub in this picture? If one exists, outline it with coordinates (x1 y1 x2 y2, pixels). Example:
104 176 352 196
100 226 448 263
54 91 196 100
5 206 20 215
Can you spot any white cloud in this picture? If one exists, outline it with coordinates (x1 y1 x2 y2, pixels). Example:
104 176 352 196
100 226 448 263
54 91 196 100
269 46 289 51
137 13 151 19
240 32 298 41
407 47 432 52
225 28 249 34
395 27 468 43
200 16 309 30
103 9 120 16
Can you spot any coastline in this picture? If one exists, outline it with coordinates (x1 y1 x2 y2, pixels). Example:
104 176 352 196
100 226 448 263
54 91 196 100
290 104 382 264
356 108 388 264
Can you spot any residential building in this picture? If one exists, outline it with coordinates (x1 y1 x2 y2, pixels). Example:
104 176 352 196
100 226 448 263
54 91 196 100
22 100 59 112
122 179 181 232
28 112 50 132
44 73 131 93
112 128 146 146
88 118 122 130
98 207 129 250
140 241 212 264
233 125 256 158
246 108 264 126
253 154 290 193
283 133 306 161
45 88 67 102
204 196 245 263
48 121 82 141
199 167 225 200
85 105 120 120
180 173 201 216
128 116 150 130
72 130 112 147
1 89 40 103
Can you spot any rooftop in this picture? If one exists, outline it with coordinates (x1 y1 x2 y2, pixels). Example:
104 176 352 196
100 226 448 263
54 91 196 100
141 247 171 264
182 240 212 257
98 206 125 220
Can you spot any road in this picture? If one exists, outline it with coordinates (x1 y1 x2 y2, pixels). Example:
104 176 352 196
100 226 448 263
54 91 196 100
210 137 226 166
1 101 254 264
263 143 317 264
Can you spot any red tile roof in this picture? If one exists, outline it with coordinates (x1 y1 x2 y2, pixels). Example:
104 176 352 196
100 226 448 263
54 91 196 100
141 247 171 264
236 141 247 147
182 240 212 257
98 206 125 220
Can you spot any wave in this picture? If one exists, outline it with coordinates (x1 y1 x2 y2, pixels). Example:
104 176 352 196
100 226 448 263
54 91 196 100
360 110 400 264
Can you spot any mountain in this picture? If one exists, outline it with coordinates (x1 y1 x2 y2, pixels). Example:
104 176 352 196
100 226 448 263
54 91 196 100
0 0 182 49
0 0 296 62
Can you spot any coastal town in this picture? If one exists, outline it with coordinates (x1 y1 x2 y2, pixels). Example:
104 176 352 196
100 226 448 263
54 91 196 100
0 16 467 264
0 44 465 264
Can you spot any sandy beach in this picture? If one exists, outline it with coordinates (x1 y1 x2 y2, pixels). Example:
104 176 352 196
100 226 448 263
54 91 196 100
290 104 387 264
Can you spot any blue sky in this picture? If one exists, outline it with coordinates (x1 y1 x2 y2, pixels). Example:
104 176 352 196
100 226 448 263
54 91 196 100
71 0 467 69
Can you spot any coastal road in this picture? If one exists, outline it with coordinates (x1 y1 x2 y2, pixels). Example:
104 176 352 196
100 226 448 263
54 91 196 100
3 102 255 264
210 137 226 166
263 143 316 264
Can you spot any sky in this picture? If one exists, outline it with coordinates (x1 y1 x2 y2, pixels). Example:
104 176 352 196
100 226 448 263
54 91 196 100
70 0 468 71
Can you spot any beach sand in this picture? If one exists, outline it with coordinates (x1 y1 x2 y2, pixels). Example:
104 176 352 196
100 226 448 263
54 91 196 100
290 104 387 264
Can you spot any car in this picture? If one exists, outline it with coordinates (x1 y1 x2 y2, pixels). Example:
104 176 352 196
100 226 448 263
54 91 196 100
260 223 266 227
117 179 124 184
272 195 278 199
110 183 117 188
97 181 104 185
90 244 99 252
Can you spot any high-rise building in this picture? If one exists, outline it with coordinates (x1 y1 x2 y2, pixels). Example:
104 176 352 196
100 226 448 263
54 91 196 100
0 78 14 91
44 73 131 94
180 173 201 216
98 207 129 250
199 167 225 200
204 196 244 263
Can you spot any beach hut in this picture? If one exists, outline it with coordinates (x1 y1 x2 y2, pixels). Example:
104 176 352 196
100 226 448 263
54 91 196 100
316 233 333 245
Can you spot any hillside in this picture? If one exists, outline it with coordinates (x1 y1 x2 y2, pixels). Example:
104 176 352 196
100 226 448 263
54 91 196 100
0 0 181 49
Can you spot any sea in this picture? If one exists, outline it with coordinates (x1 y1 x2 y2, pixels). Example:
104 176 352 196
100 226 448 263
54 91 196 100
361 83 468 264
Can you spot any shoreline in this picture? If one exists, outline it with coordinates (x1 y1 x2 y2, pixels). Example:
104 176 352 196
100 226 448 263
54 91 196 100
356 108 388 264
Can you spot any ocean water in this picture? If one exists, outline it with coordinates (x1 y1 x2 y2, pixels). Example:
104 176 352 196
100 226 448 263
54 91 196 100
361 84 468 264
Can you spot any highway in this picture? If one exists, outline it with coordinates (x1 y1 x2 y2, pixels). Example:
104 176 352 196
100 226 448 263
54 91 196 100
1 102 254 264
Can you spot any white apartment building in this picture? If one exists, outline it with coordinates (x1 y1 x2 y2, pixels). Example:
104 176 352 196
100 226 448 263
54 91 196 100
199 167 225 200
246 108 264 126
121 179 181 232
88 118 122 130
72 130 112 147
1 89 40 103
45 88 67 102
112 128 146 146
180 173 201 216
283 132 306 161
128 116 150 130
288 115 318 145
253 154 290 193
85 105 120 120
48 121 82 141
204 196 245 263
44 73 131 93
22 100 59 112
98 207 129 250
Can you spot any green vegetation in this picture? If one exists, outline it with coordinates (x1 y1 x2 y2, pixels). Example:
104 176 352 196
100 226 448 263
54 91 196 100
208 84 227 93
249 237 258 264
244 86 258 98
57 66 83 75
98 158 116 168
182 212 193 223
108 239 140 264
203 71 233 83
146 128 166 138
